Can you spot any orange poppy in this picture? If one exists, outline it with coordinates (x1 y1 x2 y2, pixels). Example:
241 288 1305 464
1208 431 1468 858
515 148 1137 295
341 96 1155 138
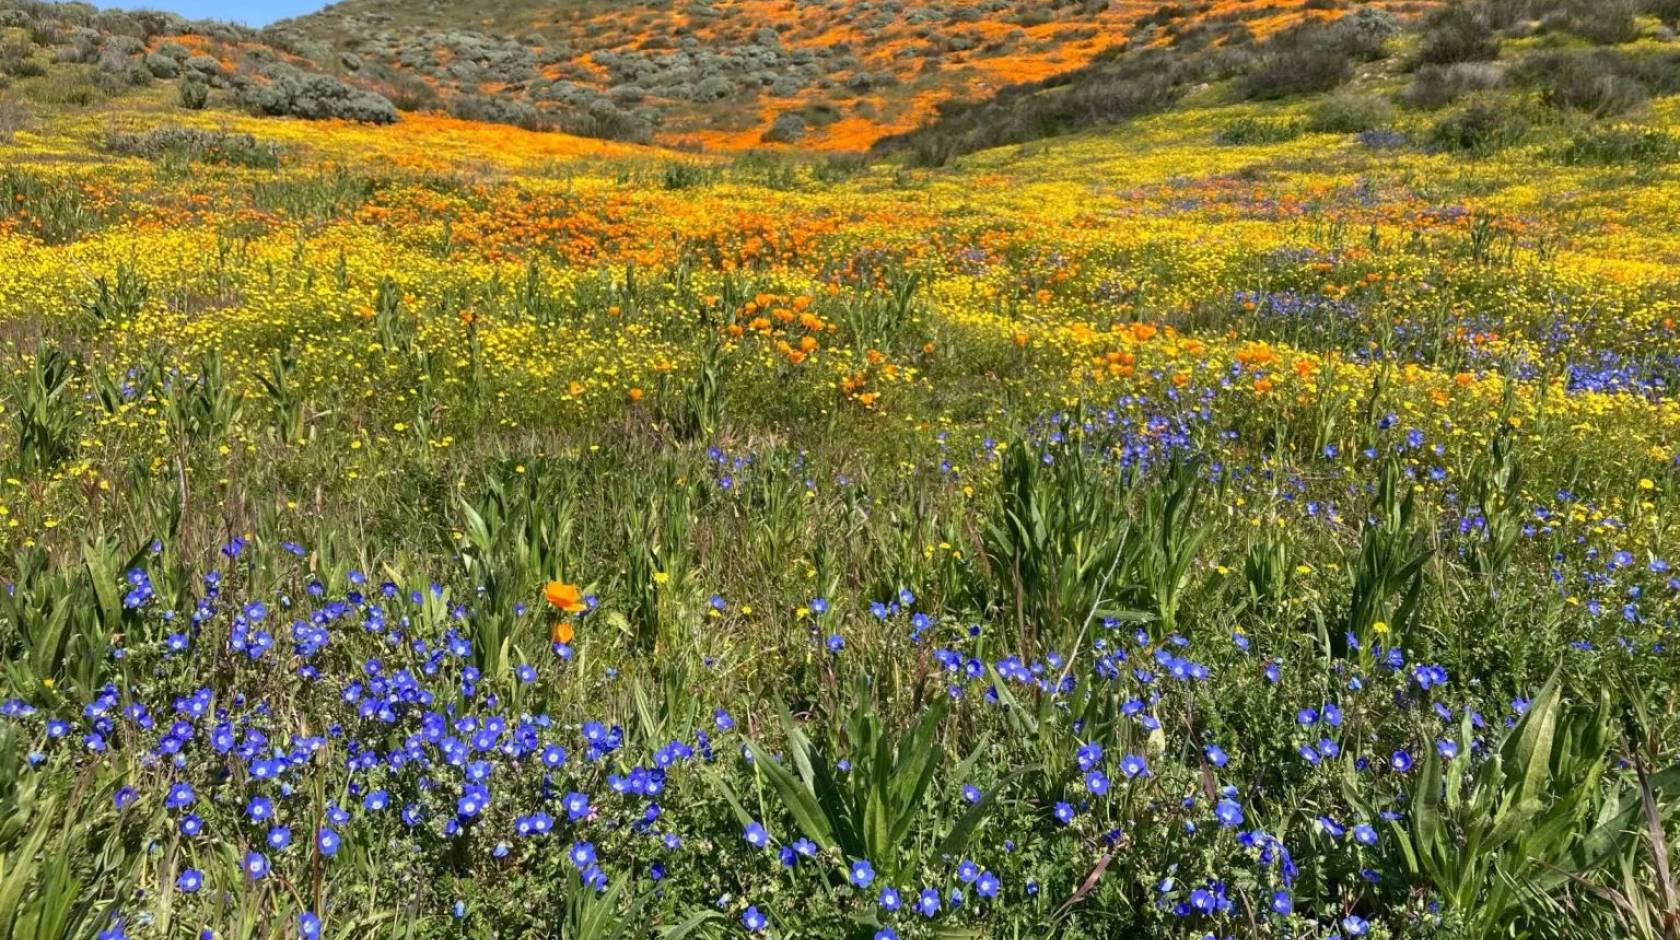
551 619 576 645
544 580 586 614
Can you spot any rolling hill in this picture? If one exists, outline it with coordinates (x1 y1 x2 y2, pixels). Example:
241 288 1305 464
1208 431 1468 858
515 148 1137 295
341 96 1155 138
263 0 1428 148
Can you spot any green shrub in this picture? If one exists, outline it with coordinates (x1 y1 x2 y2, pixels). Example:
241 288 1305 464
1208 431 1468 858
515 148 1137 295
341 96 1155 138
1404 61 1504 109
142 51 177 78
1416 5 1500 65
103 126 284 168
1307 92 1394 133
1646 0 1680 27
1238 23 1358 99
1429 95 1534 153
1517 50 1650 116
1214 115 1305 145
1552 0 1642 45
235 63 397 124
450 93 543 130
1509 48 1680 117
560 104 654 144
177 77 208 110
761 112 805 144
1334 6 1404 56
1555 123 1680 165
379 71 438 112
1 42 46 78
661 161 715 190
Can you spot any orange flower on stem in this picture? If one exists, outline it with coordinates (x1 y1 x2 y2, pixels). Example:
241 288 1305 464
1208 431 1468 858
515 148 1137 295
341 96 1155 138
544 580 586 613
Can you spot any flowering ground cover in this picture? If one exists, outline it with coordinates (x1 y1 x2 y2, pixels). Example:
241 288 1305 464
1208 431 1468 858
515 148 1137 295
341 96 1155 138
3 7 1680 940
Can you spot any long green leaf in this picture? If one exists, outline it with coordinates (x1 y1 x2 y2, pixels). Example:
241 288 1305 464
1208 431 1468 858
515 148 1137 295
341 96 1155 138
661 909 723 939
1503 670 1563 808
1413 746 1445 866
746 740 837 851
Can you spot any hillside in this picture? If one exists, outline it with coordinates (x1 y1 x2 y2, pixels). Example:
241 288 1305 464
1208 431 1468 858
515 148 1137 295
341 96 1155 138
11 0 1680 155
265 0 1427 148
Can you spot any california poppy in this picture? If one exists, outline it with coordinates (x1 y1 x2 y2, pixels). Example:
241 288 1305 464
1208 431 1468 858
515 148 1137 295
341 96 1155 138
551 619 575 645
544 580 586 614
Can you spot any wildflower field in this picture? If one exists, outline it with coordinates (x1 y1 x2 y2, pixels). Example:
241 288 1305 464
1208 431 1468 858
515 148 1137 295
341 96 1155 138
4 3 1680 939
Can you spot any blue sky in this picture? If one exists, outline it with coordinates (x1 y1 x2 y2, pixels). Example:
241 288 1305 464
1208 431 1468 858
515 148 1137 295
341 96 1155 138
105 1 330 27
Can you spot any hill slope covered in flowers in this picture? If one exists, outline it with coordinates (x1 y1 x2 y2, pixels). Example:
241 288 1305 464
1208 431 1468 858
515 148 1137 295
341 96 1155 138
3 0 1432 148
3 2 1680 939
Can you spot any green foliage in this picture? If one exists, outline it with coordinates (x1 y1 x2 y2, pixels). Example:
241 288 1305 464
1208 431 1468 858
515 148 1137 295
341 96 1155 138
162 349 242 447
563 875 654 940
104 125 283 169
1571 752 1680 940
177 77 208 110
1557 125 1680 166
661 162 715 190
1242 527 1293 615
2 5 1680 938
1463 387 1524 581
0 169 102 244
254 345 307 444
1379 671 1680 937
370 276 413 352
456 460 579 675
1124 455 1212 638
618 459 696 653
810 152 870 184
667 334 727 441
249 169 378 223
1306 93 1394 134
0 717 146 940
1415 4 1499 66
1344 457 1431 657
1213 116 1305 146
842 268 924 356
982 427 1139 647
728 690 980 881
79 261 148 330
0 536 142 698
6 341 79 475
1429 95 1534 154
